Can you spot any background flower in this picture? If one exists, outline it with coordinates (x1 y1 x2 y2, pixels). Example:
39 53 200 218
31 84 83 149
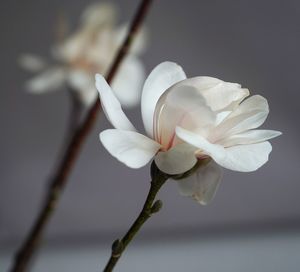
19 2 146 107
97 62 281 204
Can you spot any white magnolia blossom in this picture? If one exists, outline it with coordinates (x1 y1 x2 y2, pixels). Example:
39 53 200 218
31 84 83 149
20 2 146 107
96 61 281 205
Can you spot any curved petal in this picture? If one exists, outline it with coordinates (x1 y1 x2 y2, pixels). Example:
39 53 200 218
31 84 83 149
154 84 216 148
218 129 282 147
141 62 187 137
176 127 272 172
172 77 249 112
95 74 136 131
176 126 226 162
26 67 66 94
210 95 269 142
176 160 223 205
217 141 272 172
100 129 161 168
154 143 198 175
111 56 145 107
19 54 46 72
227 95 269 119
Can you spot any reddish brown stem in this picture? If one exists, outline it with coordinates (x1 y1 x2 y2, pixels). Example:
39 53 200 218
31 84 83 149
10 1 153 271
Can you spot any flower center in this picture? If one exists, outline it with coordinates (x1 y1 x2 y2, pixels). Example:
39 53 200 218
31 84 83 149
153 84 217 153
70 58 100 74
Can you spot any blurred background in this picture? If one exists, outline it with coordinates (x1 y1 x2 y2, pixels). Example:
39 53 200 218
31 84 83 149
1 0 299 271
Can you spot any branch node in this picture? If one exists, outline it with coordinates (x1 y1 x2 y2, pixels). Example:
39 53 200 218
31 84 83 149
111 239 124 257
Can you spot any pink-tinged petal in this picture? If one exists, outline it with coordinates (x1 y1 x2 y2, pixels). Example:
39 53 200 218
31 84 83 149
210 95 269 142
170 76 249 112
176 127 226 162
176 160 223 205
141 62 187 137
176 126 273 172
154 84 215 149
26 67 67 94
100 129 161 169
111 56 145 107
218 129 282 147
154 143 198 175
95 74 136 131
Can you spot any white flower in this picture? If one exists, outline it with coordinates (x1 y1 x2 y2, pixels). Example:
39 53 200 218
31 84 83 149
96 61 281 204
19 2 146 107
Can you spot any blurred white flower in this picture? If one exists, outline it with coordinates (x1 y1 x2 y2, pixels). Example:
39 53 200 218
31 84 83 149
19 2 146 107
96 61 281 205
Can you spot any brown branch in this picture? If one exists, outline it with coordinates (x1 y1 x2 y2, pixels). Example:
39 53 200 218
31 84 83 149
67 89 83 137
103 163 168 272
10 1 154 271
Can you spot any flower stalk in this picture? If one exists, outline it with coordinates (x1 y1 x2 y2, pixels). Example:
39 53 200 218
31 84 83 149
10 1 154 271
67 88 84 137
103 162 168 272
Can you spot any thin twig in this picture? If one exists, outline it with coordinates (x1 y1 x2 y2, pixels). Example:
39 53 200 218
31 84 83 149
10 1 154 271
103 163 168 272
67 89 83 137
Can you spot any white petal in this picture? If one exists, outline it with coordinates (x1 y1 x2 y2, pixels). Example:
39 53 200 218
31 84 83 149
215 111 231 125
141 62 187 137
68 70 92 90
216 141 273 172
176 127 226 162
170 77 249 112
154 143 198 175
229 95 268 119
100 129 161 168
19 54 46 72
111 56 145 107
154 84 215 148
95 74 136 131
88 28 115 66
176 126 272 172
211 95 269 142
26 67 66 94
81 2 116 29
176 160 223 205
218 129 282 147
53 34 86 62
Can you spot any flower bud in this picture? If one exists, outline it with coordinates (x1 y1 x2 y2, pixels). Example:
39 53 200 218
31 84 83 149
151 200 163 214
111 239 123 257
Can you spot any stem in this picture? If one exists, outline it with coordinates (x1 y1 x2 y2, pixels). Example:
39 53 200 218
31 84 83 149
10 1 153 271
67 89 83 137
103 163 168 272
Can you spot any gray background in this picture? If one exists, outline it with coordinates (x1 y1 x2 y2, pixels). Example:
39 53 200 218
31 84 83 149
1 0 300 271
